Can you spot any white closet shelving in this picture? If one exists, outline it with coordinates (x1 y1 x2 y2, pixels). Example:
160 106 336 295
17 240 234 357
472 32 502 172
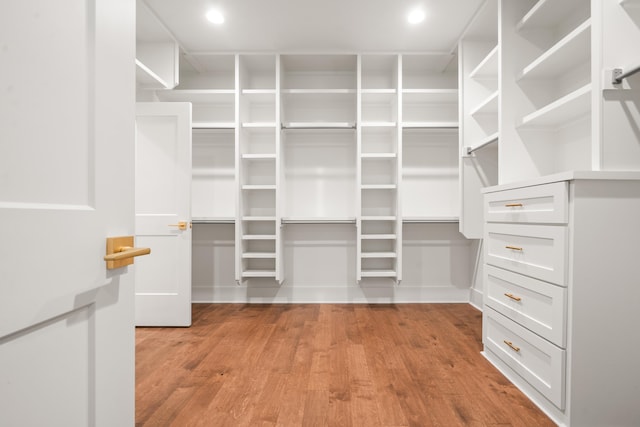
459 0 499 240
500 0 592 182
146 51 470 297
281 55 358 224
358 55 401 280
402 54 460 225
237 54 281 282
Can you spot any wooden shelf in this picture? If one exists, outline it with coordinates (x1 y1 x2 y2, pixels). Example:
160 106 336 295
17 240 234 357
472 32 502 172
469 45 499 80
361 184 397 190
242 270 276 278
241 185 276 190
281 217 356 224
361 252 397 258
360 234 397 240
361 216 397 221
518 19 591 81
135 59 170 89
242 253 276 259
361 153 397 159
518 84 591 129
516 0 586 30
282 122 356 130
242 216 277 221
402 217 460 223
470 91 499 116
193 122 236 130
242 235 276 240
156 89 235 103
360 270 397 278
402 122 459 129
242 154 277 160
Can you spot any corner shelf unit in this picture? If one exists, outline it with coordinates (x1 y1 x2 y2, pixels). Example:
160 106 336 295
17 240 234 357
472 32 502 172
159 53 460 285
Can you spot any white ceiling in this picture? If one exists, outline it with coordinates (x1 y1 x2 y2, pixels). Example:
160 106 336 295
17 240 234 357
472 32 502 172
140 0 485 54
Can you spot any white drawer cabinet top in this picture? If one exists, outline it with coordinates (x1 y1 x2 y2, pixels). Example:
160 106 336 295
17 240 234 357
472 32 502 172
482 170 640 194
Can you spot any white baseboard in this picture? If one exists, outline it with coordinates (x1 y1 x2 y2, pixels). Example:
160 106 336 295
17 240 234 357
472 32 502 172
469 288 483 310
192 283 471 304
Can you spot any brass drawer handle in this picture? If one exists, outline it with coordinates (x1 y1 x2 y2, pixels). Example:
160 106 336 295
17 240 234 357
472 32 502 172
504 293 522 302
503 340 520 353
505 203 523 207
505 245 523 251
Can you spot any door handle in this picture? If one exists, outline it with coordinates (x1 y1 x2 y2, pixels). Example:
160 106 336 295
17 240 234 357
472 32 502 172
104 236 151 270
168 221 188 230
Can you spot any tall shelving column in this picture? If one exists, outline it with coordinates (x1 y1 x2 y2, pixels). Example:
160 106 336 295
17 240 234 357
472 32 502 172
358 54 400 281
500 0 591 184
280 55 357 223
400 54 460 222
237 54 280 282
459 0 499 239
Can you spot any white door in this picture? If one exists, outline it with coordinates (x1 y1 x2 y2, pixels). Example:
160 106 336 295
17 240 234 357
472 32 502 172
135 102 192 327
0 1 135 426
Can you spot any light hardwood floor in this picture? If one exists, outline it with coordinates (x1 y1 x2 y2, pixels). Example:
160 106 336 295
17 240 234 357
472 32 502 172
136 304 554 426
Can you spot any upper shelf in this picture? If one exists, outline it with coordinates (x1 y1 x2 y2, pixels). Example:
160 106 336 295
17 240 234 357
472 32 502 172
517 0 587 31
156 89 235 103
517 84 591 130
136 59 169 89
469 45 499 80
517 19 591 81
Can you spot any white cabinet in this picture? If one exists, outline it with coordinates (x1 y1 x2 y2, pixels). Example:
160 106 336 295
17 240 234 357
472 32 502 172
482 172 640 426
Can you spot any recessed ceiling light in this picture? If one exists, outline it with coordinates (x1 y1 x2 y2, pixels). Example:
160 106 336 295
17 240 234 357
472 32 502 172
206 10 225 25
408 9 426 24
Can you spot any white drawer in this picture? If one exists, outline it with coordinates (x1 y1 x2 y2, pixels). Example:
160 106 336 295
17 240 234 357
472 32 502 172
485 223 567 286
485 265 567 347
484 308 566 409
485 182 568 224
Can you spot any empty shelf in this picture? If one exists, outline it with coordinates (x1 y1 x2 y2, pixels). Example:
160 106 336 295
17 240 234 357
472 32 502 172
242 270 277 278
360 270 397 278
242 122 278 128
156 89 234 103
282 122 356 130
470 91 499 116
402 122 459 129
361 216 397 221
242 234 276 240
361 234 397 240
193 122 236 130
242 252 276 259
361 122 397 128
361 153 397 159
242 216 277 221
281 217 356 224
361 252 397 258
518 84 591 129
192 217 235 224
242 185 276 190
403 217 460 223
242 154 277 160
469 45 499 80
135 59 170 89
361 184 397 190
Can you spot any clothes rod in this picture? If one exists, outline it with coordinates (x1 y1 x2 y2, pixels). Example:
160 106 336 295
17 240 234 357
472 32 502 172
612 64 640 85
466 135 498 155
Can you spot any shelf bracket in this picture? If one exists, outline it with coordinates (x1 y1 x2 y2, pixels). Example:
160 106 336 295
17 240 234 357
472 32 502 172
612 64 640 85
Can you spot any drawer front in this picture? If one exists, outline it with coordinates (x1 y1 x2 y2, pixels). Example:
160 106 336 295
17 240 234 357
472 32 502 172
484 265 567 347
485 223 567 286
484 308 566 409
485 182 568 224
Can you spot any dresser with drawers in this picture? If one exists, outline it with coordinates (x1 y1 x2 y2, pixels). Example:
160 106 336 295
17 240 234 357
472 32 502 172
481 172 640 427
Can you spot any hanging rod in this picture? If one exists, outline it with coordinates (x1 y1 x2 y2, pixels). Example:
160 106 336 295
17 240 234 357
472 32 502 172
612 64 640 84
465 134 498 155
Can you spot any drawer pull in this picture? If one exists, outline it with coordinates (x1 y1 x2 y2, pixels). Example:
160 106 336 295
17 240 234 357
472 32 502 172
503 340 521 353
504 293 522 302
505 245 523 251
505 203 523 207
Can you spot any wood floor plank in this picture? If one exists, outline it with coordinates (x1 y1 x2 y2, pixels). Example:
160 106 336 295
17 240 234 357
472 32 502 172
136 303 555 427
